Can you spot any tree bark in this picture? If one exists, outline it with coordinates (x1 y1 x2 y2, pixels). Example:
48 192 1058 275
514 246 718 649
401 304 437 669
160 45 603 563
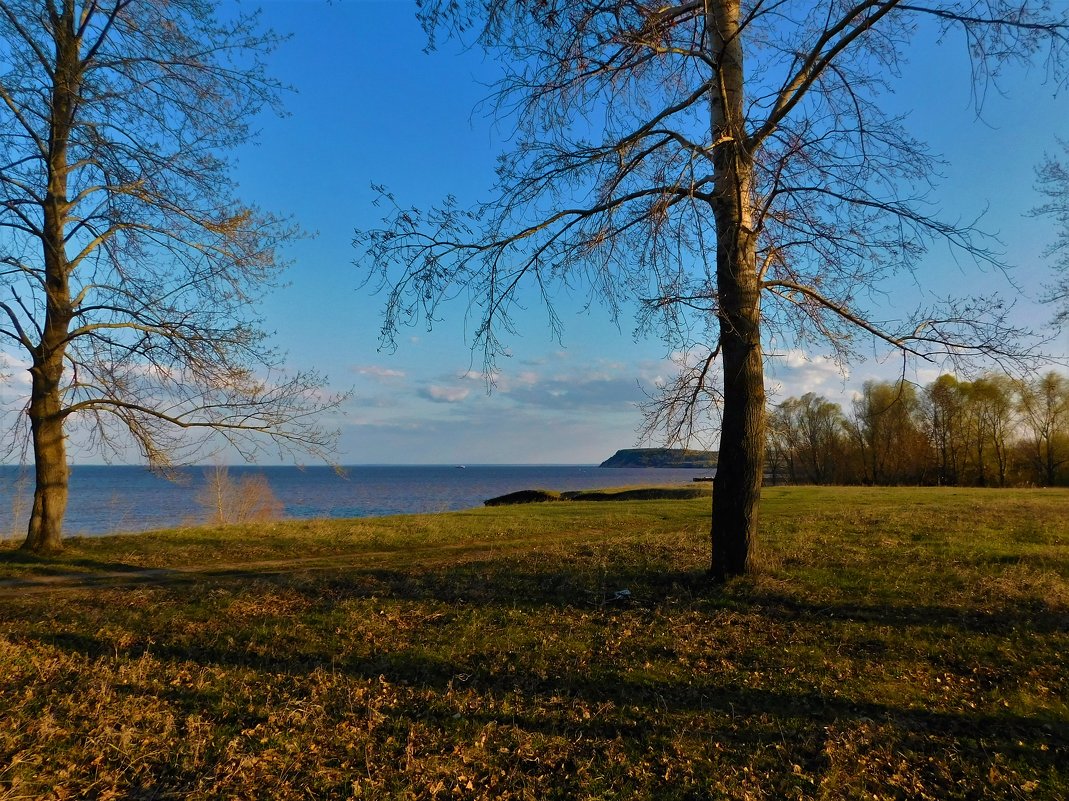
24 363 69 553
707 0 765 580
711 228 764 580
22 191 73 552
21 2 77 553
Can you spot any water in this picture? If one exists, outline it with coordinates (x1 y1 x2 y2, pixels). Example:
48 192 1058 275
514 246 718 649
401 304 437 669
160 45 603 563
0 464 715 537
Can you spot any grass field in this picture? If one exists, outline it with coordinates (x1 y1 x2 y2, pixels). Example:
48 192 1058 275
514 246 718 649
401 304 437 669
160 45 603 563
0 486 1066 799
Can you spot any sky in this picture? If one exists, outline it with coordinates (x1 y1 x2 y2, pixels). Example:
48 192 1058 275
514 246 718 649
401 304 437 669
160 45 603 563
5 0 1069 465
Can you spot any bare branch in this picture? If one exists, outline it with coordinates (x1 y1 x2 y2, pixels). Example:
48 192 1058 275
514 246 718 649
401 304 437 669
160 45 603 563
359 0 1068 576
0 0 339 550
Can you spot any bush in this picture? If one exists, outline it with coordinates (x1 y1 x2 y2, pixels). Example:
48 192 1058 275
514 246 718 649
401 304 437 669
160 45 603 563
196 466 284 524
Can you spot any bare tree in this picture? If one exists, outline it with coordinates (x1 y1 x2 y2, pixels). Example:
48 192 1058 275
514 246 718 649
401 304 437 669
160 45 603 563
196 465 285 526
0 0 341 553
358 1 1066 578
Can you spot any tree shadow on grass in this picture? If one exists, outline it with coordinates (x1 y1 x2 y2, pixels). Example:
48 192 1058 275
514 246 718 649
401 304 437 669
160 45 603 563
27 622 1069 791
254 557 1069 638
301 562 714 608
738 589 1069 635
0 548 155 577
9 542 1063 637
10 541 1065 796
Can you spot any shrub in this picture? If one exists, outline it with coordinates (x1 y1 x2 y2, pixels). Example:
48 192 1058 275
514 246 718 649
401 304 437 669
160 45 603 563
196 466 284 524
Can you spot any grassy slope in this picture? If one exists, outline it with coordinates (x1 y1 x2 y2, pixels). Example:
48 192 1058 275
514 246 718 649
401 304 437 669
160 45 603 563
0 486 1066 800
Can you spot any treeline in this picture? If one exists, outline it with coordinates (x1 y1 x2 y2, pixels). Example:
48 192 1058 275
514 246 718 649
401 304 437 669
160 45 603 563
767 372 1069 487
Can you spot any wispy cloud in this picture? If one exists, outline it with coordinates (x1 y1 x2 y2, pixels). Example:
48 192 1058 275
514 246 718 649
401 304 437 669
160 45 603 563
0 351 30 386
419 384 471 403
766 349 848 401
455 369 499 386
505 372 644 411
338 403 642 464
354 365 406 383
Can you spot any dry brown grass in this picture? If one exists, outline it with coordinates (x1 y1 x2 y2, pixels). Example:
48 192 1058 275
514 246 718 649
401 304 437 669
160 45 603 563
0 486 1066 799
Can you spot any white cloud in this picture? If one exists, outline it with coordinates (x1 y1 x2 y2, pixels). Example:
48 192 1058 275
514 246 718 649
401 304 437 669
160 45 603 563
911 366 944 386
456 369 499 385
780 349 808 369
0 351 31 389
505 371 644 411
354 365 406 382
419 385 471 403
766 350 848 399
664 348 719 371
452 367 539 394
336 403 642 465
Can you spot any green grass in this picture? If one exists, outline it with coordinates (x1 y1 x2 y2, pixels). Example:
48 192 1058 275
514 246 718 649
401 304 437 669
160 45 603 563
0 486 1066 799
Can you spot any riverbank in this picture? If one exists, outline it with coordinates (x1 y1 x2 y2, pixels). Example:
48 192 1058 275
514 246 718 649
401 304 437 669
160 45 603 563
1 486 1066 799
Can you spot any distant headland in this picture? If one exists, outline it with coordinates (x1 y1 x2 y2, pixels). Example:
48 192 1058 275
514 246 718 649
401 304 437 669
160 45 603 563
599 448 719 468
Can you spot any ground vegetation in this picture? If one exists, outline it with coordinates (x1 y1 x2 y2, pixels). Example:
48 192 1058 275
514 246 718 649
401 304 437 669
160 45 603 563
0 487 1065 798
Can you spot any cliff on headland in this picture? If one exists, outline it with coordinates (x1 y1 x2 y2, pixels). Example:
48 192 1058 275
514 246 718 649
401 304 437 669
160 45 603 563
599 448 718 468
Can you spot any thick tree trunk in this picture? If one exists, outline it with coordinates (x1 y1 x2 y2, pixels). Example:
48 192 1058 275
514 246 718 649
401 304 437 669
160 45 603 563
21 4 77 553
21 249 72 553
711 229 764 580
23 366 69 553
707 0 765 580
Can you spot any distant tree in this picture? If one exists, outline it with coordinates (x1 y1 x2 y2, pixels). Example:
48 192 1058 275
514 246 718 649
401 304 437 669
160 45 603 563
767 399 802 484
0 1 340 553
849 381 926 485
922 375 967 485
1017 372 1069 486
964 374 1017 486
764 417 787 486
360 1 1066 578
795 393 848 485
770 393 845 484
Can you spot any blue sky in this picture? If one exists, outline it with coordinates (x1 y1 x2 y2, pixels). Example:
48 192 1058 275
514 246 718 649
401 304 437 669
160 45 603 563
230 0 710 464
6 0 1067 465
233 0 1066 464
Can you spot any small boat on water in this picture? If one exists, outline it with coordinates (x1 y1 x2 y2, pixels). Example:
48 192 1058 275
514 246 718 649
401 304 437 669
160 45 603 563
692 476 714 482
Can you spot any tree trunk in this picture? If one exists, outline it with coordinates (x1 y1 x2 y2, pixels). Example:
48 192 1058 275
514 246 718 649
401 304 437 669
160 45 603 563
707 0 765 580
22 247 73 553
23 362 69 553
711 227 764 580
21 3 77 553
